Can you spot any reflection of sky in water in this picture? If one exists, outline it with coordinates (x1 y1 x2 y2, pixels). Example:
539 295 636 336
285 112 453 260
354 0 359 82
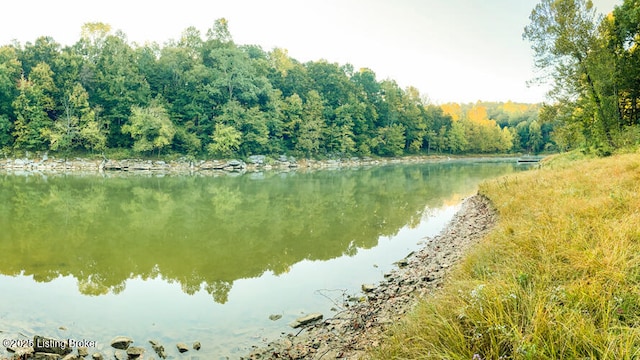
0 204 457 358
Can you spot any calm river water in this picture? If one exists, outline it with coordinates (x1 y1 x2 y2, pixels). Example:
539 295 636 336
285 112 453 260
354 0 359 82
0 160 531 358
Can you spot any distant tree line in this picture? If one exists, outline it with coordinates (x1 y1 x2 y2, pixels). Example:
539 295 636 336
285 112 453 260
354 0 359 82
0 19 552 159
524 0 640 155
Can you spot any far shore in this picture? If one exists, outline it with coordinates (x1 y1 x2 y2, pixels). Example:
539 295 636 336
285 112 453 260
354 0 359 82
0 153 532 176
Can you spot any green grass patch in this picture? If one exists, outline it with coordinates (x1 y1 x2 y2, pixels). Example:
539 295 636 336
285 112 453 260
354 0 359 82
371 153 640 359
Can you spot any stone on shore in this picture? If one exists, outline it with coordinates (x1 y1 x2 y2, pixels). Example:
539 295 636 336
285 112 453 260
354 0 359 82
110 336 133 350
394 258 409 267
77 347 89 357
34 335 72 356
125 346 144 358
6 344 34 356
361 284 377 293
34 353 62 360
176 342 189 353
288 313 323 328
149 340 167 359
248 155 266 164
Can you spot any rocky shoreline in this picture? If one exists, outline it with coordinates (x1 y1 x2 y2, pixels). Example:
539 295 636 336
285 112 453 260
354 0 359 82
2 335 200 360
0 154 520 176
0 154 444 174
245 194 497 359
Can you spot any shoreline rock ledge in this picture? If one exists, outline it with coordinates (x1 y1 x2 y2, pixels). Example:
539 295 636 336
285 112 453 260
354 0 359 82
245 194 498 359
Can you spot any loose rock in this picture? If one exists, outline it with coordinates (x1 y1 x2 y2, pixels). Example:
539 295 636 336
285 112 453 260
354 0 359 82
6 345 34 357
148 340 166 359
34 336 72 356
34 353 61 360
288 313 323 328
361 284 376 293
110 336 133 350
176 343 189 353
125 346 144 358
77 347 89 357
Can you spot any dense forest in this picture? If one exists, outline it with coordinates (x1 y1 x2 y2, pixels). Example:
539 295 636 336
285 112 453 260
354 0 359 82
524 0 640 155
1 4 630 160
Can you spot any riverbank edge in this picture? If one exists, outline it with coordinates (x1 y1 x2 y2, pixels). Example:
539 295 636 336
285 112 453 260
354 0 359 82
244 194 498 359
0 154 522 175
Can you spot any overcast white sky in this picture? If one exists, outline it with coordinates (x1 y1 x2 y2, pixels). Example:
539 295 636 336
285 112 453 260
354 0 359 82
0 0 620 104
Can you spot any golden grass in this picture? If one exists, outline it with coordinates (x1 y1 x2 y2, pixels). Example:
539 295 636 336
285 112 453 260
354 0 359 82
371 153 640 359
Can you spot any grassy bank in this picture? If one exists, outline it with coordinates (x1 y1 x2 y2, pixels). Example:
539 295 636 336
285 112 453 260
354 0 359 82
372 152 640 359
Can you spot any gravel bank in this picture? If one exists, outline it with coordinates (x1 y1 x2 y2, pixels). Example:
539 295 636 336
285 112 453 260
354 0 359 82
246 194 497 359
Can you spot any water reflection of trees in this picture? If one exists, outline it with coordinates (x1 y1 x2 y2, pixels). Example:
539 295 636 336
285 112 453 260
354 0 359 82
0 163 520 303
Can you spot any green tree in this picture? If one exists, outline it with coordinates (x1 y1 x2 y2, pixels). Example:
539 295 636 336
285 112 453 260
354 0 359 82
82 28 150 147
306 60 354 110
269 48 294 77
258 88 286 154
327 103 358 155
527 120 543 153
0 115 11 148
172 126 202 155
148 39 214 149
349 68 380 155
79 23 111 59
499 126 515 153
375 124 406 156
178 26 204 60
447 121 469 153
296 90 325 156
19 36 62 84
544 101 587 150
378 80 402 128
281 93 304 149
46 83 105 153
122 101 175 155
523 0 615 148
400 86 427 153
215 100 269 155
0 46 22 147
612 0 640 128
0 46 21 119
425 105 453 153
207 123 241 157
205 46 259 104
12 63 56 151
206 18 233 45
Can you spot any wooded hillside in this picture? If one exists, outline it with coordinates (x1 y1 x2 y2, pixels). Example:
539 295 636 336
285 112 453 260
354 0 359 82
0 19 550 159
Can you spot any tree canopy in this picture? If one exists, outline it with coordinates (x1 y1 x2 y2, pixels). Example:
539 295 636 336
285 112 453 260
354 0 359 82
0 18 559 159
524 0 640 154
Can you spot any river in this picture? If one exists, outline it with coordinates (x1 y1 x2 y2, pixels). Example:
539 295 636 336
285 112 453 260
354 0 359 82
0 160 532 358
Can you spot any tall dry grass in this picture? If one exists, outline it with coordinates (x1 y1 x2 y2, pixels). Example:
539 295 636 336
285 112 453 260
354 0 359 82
372 153 640 359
